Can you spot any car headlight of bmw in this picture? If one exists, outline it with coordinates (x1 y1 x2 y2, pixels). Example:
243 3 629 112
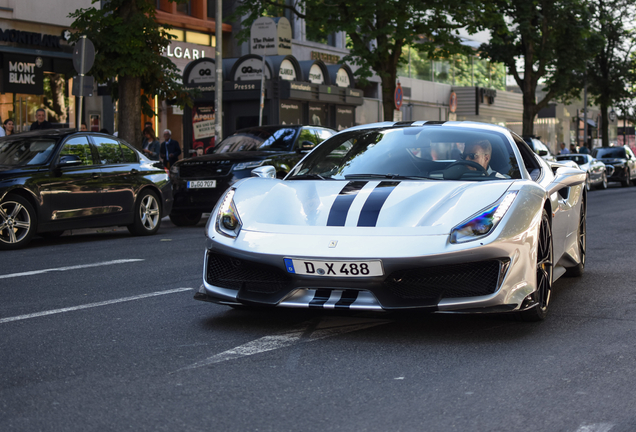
450 191 517 244
170 165 179 175
215 188 242 238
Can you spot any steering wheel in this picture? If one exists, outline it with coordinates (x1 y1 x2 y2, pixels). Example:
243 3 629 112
443 160 488 180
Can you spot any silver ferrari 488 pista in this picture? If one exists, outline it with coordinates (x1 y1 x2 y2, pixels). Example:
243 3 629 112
195 121 587 321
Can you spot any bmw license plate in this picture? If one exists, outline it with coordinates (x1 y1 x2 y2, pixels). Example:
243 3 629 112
187 180 216 189
284 258 383 277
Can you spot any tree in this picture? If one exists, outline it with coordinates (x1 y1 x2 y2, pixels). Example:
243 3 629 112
477 0 595 136
233 0 477 121
69 0 192 147
585 0 636 147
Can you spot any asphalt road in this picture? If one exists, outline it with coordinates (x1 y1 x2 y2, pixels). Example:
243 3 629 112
2 184 636 432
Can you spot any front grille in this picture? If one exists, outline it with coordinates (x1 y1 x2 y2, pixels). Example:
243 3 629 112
180 163 232 178
206 252 292 294
383 260 503 300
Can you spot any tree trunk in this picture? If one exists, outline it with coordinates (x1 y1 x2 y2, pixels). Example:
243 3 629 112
118 75 141 148
600 104 609 147
522 94 537 137
381 74 397 122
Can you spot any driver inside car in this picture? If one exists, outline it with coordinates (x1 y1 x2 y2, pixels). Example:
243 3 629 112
462 140 509 178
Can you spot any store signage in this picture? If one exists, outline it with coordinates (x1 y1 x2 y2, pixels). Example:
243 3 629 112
0 28 61 49
186 60 215 87
165 44 206 60
279 59 296 81
192 105 216 154
479 88 496 104
336 106 354 131
291 82 312 91
311 52 340 64
308 64 325 84
2 54 43 94
275 17 292 55
233 57 271 81
309 104 326 126
335 68 351 87
280 100 301 124
250 17 292 56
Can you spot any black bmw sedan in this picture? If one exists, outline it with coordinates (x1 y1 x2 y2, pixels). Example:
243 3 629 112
168 125 335 226
0 129 173 250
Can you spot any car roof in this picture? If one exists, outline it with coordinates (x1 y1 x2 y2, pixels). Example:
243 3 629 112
233 124 335 135
2 129 119 140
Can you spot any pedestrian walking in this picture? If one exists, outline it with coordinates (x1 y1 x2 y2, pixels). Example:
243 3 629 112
160 129 181 169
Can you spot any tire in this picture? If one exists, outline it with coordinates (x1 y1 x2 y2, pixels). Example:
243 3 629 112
621 169 631 187
39 230 65 239
0 194 38 250
597 173 608 190
517 209 553 321
565 198 586 277
127 189 162 236
169 212 202 227
585 174 591 192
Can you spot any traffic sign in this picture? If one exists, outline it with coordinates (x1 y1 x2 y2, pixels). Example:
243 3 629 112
73 36 95 75
394 82 403 110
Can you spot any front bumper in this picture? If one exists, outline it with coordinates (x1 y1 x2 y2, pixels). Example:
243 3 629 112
198 227 539 313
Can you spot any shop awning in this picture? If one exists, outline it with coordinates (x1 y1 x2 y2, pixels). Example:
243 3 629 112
578 117 597 128
0 45 73 59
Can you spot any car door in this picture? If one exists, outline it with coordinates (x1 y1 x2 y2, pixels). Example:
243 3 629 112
91 135 138 222
44 135 104 224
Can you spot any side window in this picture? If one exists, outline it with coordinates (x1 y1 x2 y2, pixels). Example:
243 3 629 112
513 135 541 180
58 136 93 166
120 142 138 163
94 136 123 164
297 128 320 150
314 128 334 143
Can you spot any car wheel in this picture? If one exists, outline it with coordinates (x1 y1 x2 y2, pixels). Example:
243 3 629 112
169 212 202 227
0 194 37 250
565 198 586 277
585 174 591 192
127 189 162 236
621 169 631 187
518 209 553 321
597 172 608 190
39 230 65 239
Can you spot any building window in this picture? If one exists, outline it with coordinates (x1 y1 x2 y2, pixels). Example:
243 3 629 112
176 0 191 15
207 0 215 19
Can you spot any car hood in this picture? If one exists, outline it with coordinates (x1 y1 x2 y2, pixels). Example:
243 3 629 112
176 151 286 166
232 179 513 235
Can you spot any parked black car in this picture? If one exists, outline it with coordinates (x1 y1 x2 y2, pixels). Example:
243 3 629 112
0 129 173 250
592 145 636 187
169 125 336 226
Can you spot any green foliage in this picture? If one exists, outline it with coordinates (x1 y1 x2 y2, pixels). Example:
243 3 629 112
475 0 596 134
68 0 195 117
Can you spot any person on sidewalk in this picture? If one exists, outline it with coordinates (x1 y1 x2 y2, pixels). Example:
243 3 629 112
160 129 181 169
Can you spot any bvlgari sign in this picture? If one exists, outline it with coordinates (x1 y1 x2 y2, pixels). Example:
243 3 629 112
2 54 43 94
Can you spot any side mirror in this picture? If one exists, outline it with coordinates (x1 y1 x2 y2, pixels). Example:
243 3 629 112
537 150 548 156
547 167 586 196
251 165 276 178
58 155 83 167
297 141 315 153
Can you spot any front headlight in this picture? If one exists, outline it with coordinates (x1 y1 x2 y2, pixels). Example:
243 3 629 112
215 189 242 238
234 160 269 171
170 165 179 175
450 191 517 244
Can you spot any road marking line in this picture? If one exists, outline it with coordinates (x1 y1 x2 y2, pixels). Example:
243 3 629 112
0 288 192 324
178 317 390 371
0 259 145 280
575 424 614 432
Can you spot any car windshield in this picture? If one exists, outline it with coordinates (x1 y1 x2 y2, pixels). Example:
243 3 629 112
0 138 57 167
287 126 521 181
557 155 587 165
593 147 626 159
214 128 298 153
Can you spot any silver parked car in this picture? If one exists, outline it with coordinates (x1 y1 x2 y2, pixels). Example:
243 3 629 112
196 121 586 321
556 153 609 190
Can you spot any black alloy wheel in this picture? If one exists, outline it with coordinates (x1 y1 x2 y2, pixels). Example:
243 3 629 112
0 194 37 250
127 189 162 236
565 198 586 277
518 209 553 321
169 212 202 227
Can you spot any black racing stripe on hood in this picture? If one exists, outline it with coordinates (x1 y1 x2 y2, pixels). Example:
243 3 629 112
327 181 368 226
357 181 400 227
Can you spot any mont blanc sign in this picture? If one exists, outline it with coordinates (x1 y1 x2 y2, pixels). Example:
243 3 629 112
250 17 292 56
2 54 43 94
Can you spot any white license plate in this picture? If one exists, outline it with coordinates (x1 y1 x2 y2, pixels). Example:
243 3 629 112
284 258 383 277
187 180 216 189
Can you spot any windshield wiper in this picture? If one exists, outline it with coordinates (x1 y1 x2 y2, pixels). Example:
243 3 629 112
288 174 331 180
344 173 435 180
